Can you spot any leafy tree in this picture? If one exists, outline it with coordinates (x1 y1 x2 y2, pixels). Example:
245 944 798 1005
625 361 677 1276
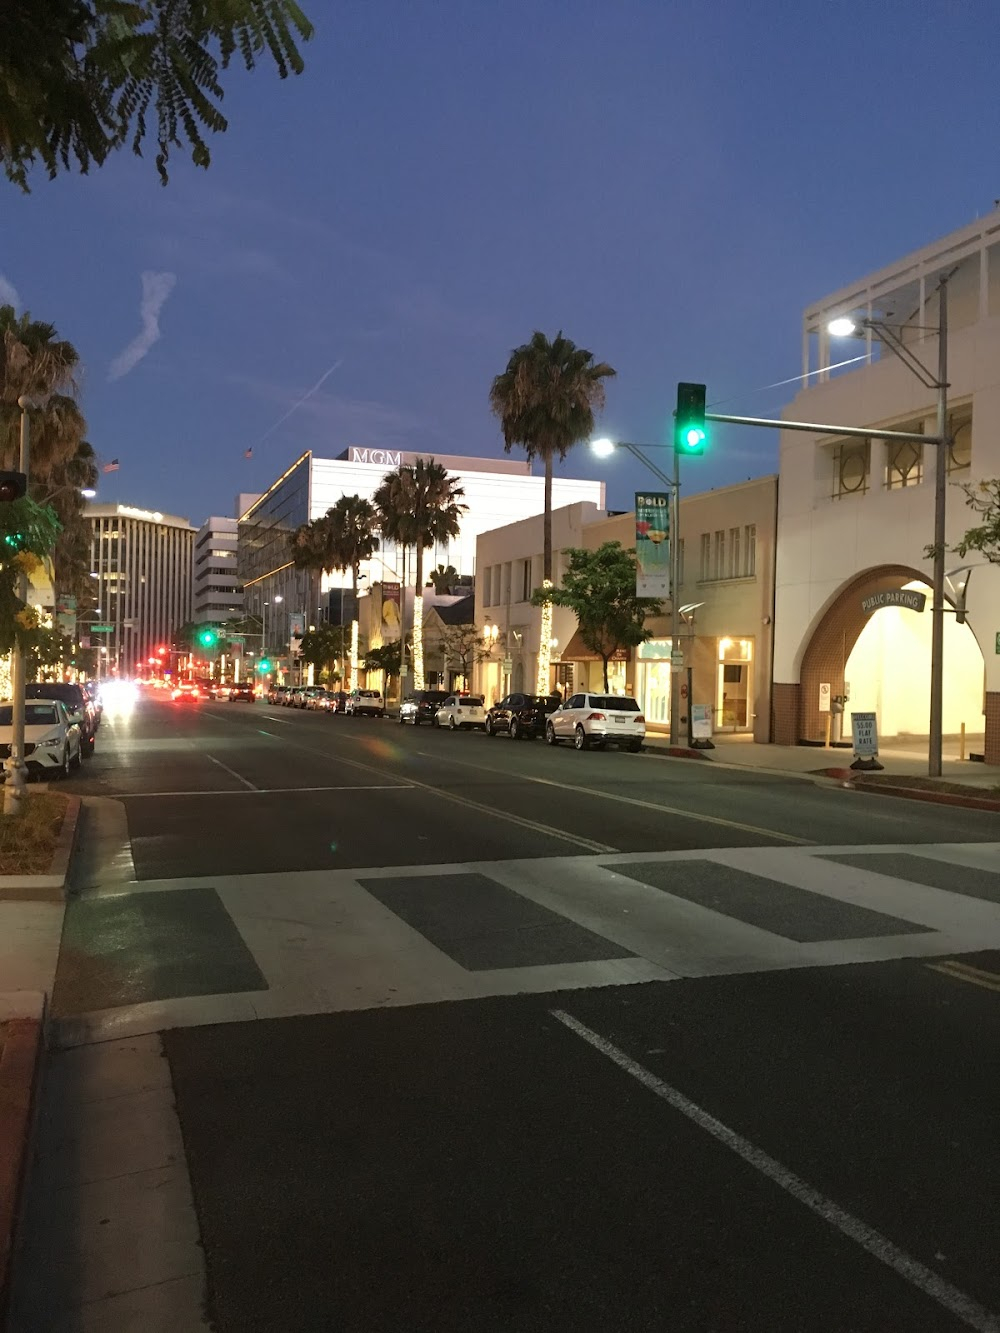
363 637 409 685
426 563 460 594
1 0 314 190
438 621 483 685
490 331 615 692
291 494 379 687
533 542 660 692
373 459 465 690
298 623 349 682
25 626 73 681
949 479 1000 564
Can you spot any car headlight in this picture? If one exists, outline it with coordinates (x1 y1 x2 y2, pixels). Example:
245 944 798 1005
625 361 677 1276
37 736 63 747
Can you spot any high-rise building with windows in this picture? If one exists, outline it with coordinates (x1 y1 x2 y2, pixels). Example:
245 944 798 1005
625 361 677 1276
86 503 194 674
192 516 242 625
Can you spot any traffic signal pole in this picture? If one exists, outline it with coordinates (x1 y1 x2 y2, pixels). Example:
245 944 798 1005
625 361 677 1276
4 401 31 816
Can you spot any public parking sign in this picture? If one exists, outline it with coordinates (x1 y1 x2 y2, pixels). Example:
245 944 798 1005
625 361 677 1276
851 711 878 758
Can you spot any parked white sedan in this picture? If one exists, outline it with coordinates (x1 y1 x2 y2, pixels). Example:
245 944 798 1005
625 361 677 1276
545 692 645 752
434 695 487 731
0 699 83 779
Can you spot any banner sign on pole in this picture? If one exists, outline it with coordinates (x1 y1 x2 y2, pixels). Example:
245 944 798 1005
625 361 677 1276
635 492 670 598
381 582 401 634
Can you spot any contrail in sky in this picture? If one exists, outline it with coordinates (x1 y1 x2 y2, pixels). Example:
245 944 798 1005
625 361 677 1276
256 358 344 446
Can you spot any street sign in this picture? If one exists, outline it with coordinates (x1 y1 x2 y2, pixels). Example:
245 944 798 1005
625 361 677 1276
670 651 684 666
819 682 831 713
501 656 513 672
851 711 878 758
91 625 113 633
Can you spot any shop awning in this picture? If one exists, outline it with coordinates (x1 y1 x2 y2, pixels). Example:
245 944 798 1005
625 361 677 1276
560 630 630 663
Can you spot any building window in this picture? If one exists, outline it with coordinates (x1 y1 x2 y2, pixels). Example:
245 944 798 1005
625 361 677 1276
832 440 870 498
886 440 923 489
501 562 511 606
520 558 532 602
744 525 756 577
483 566 493 607
677 538 685 587
699 533 711 581
728 527 740 578
713 530 725 580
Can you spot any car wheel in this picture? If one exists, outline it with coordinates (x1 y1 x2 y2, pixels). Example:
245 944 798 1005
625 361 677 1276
628 739 643 753
448 715 457 731
545 722 558 746
58 746 71 780
70 743 82 770
83 735 95 757
398 713 405 725
485 717 495 737
509 719 520 741
413 717 421 726
574 725 590 751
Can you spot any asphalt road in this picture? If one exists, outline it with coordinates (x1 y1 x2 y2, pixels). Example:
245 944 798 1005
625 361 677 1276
58 697 1000 1330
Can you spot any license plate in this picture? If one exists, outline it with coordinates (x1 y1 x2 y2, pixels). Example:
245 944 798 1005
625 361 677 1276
614 717 626 724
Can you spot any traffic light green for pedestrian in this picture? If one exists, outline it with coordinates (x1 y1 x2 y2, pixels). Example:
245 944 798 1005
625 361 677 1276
674 382 707 455
198 627 219 649
256 658 271 673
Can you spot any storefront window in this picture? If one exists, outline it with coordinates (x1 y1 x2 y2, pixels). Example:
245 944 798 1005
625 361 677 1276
638 639 672 727
716 637 754 730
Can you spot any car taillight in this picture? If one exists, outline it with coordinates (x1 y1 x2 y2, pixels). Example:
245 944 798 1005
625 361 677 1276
587 712 606 721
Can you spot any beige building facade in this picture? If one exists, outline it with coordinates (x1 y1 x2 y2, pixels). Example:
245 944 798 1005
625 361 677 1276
474 476 777 742
773 214 1000 761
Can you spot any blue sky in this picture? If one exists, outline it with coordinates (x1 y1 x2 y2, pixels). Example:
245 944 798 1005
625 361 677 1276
1 0 997 523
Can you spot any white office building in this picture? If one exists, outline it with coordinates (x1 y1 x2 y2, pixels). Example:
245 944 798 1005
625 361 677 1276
237 448 604 656
86 503 194 674
192 516 242 625
773 213 1000 763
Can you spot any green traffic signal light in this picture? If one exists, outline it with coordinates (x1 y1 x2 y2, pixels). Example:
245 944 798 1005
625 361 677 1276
675 382 707 456
198 627 219 648
257 658 271 673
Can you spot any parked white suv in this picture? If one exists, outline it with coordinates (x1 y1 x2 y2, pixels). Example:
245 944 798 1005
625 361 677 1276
545 692 645 752
0 699 83 778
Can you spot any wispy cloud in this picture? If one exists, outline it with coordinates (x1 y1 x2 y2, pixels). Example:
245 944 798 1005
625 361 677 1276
0 274 21 310
108 271 177 381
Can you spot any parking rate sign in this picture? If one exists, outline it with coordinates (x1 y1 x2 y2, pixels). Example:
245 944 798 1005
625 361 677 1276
851 711 879 758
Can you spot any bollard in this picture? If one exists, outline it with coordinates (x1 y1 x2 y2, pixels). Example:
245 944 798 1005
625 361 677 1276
960 721 966 762
825 713 832 747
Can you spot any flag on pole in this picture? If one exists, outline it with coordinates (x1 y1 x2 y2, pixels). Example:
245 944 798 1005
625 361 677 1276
244 447 253 459
102 458 120 473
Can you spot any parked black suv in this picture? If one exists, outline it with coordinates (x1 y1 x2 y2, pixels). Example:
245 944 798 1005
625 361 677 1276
25 681 99 754
398 690 449 726
485 692 560 740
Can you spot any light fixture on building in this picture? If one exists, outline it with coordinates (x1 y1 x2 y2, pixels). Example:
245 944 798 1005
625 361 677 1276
827 316 859 338
483 622 499 645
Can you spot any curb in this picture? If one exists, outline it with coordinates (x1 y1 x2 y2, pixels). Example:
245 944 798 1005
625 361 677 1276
0 999 44 1323
0 795 81 902
643 744 711 761
850 782 1000 813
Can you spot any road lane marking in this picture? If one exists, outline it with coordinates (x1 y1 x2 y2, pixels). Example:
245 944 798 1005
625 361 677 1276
551 1009 1000 1333
197 708 616 852
205 754 258 790
120 784 415 798
926 959 1000 993
417 751 810 846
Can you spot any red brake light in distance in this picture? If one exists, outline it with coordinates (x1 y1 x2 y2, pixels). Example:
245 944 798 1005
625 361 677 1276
635 715 644 725
587 712 606 722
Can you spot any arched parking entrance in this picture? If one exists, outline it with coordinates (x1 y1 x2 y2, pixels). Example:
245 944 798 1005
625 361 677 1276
780 565 984 748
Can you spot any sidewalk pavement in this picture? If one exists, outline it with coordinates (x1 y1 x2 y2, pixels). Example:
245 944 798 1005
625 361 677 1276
642 729 1000 790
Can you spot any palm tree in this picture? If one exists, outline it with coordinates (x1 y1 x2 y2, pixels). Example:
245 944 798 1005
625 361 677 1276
291 494 379 687
426 563 460 594
1 307 81 478
489 330 615 692
373 459 466 690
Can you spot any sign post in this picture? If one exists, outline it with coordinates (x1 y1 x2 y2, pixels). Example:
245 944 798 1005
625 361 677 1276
850 711 883 772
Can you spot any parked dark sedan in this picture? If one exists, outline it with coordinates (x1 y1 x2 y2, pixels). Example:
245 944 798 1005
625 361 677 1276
398 689 449 726
485 692 560 740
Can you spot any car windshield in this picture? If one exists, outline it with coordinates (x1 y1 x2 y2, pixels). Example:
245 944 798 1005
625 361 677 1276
527 696 554 708
590 695 641 711
0 704 59 726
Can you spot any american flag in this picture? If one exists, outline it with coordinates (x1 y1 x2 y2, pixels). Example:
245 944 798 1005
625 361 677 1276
102 459 120 473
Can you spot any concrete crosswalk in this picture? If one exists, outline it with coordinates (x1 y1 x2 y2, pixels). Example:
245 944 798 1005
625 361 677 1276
53 841 1000 1047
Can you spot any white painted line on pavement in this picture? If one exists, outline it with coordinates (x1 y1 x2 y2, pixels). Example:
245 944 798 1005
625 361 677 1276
551 1009 1000 1333
417 751 810 846
205 754 258 790
120 784 415 798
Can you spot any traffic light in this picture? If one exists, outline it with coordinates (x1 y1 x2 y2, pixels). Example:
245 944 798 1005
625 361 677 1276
198 627 219 649
256 658 271 673
674 382 707 455
0 471 27 503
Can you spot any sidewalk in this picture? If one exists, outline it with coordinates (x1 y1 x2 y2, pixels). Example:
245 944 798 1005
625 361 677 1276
643 729 1000 790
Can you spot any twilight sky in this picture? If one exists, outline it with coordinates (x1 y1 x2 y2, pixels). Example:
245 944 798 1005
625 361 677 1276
1 0 997 526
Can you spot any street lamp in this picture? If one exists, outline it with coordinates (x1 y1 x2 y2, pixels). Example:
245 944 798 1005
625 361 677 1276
590 435 684 746
828 280 949 776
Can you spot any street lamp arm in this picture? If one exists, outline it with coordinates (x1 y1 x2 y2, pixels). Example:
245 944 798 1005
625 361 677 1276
865 320 943 391
704 412 940 446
